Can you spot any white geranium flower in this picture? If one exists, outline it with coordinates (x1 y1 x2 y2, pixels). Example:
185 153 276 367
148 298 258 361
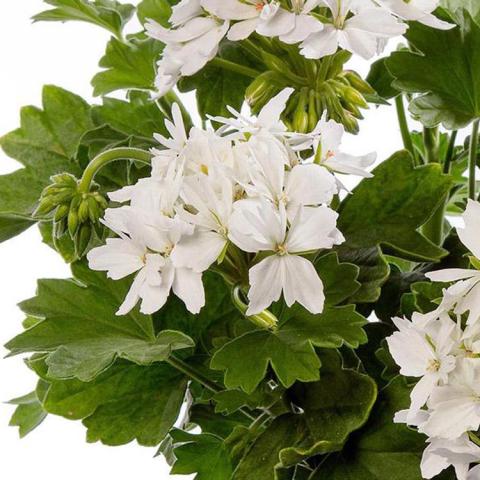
170 0 203 27
212 88 295 139
387 312 457 416
147 13 228 95
243 134 338 217
421 435 480 480
420 359 480 440
279 0 324 44
172 173 235 272
377 0 455 30
87 209 205 315
426 200 480 326
229 199 343 314
201 0 295 41
300 0 407 59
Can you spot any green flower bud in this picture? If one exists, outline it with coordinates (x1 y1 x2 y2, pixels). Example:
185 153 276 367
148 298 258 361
54 204 70 223
343 71 376 95
54 217 67 239
87 196 101 223
68 208 79 237
34 197 57 217
78 198 90 224
75 223 93 258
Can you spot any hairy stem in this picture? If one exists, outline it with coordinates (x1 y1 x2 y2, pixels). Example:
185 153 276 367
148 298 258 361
469 119 480 200
443 130 458 174
78 147 152 194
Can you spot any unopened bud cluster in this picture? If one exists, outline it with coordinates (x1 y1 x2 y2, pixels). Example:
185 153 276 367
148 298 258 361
35 173 108 257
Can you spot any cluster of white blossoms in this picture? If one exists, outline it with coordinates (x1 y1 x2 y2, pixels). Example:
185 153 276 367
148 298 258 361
87 88 375 317
387 201 480 480
146 0 454 95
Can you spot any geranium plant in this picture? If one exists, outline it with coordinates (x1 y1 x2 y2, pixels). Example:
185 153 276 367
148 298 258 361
4 1 480 479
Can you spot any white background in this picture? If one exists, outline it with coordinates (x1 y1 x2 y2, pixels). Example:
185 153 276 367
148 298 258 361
0 1 407 479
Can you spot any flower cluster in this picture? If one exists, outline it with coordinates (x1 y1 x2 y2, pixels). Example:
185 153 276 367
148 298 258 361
87 88 375 317
146 0 453 95
387 200 480 480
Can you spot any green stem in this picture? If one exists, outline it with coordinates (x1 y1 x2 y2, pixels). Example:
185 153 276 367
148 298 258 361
395 95 415 160
443 130 458 174
160 91 194 131
232 285 279 330
166 355 256 421
421 127 444 245
210 57 261 79
78 148 152 194
469 120 480 200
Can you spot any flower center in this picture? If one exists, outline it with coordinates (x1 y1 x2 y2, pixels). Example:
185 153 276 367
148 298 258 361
426 359 440 373
276 243 288 256
163 244 174 257
200 164 209 175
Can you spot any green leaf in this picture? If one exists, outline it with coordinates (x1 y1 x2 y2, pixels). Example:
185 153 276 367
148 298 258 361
337 246 390 304
386 11 480 129
0 85 90 242
310 377 455 480
137 0 172 26
315 252 361 306
211 306 367 393
92 92 168 141
8 391 48 438
169 430 234 480
366 57 399 100
232 352 377 479
178 41 253 120
338 151 453 262
43 361 187 446
6 262 194 381
33 0 135 38
92 34 164 96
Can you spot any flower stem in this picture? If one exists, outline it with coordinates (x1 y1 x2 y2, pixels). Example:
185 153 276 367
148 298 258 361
210 57 261 79
166 355 256 421
469 119 480 200
232 285 279 330
443 130 458 174
395 95 415 160
78 147 152 194
421 127 445 245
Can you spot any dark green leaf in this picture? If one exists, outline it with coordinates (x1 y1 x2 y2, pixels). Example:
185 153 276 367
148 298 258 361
8 391 48 438
211 306 367 393
337 246 391 304
169 430 234 480
92 34 164 96
310 377 455 479
315 252 361 306
338 151 453 262
386 11 480 129
6 263 194 381
92 92 168 141
33 0 135 38
0 85 90 242
366 57 399 100
232 352 377 479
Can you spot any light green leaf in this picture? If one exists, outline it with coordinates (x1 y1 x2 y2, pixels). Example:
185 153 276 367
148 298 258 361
310 377 455 480
386 11 480 129
33 0 135 38
440 0 480 22
211 306 367 393
92 34 164 96
42 361 187 446
137 0 172 26
232 352 377 479
338 151 453 262
8 391 48 438
6 263 194 381
169 430 234 480
0 85 90 242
